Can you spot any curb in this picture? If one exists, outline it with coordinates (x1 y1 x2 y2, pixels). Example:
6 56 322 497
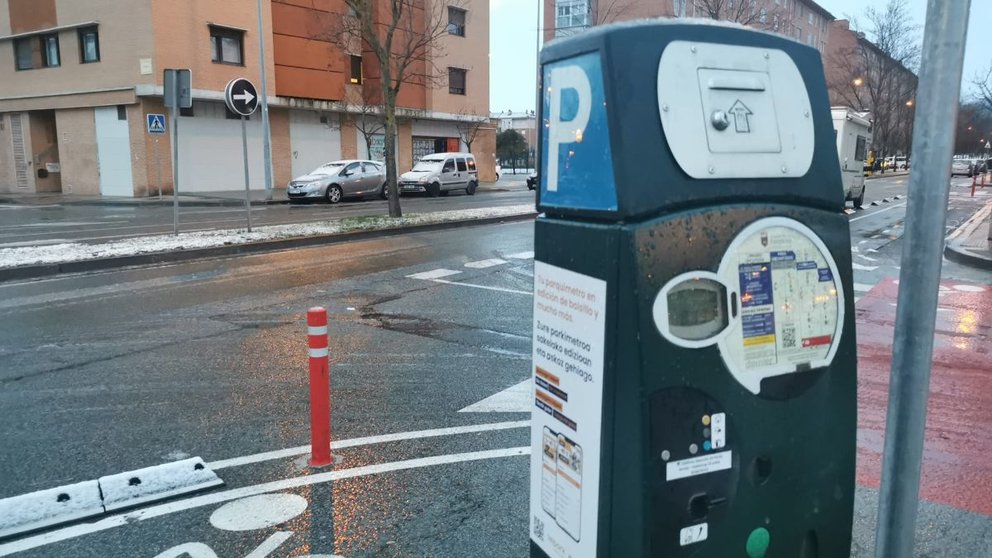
944 202 992 271
0 212 538 283
865 171 909 181
0 197 289 208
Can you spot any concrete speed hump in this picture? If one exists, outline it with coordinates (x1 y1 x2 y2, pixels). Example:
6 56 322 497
530 21 856 558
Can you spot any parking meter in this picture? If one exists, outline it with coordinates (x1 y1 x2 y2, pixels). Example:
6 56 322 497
529 22 856 558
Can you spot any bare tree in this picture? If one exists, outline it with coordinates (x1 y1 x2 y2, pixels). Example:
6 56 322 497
974 63 992 115
455 107 486 153
691 0 788 29
335 0 458 218
346 87 386 162
594 0 633 24
827 0 920 158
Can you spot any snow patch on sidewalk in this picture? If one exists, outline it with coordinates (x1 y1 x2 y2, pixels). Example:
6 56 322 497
0 205 536 269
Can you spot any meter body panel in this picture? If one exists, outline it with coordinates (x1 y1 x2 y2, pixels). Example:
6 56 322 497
530 21 856 558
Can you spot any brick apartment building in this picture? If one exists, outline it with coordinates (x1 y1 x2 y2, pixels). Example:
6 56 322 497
0 0 493 197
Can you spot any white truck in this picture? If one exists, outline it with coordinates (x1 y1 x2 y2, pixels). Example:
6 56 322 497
831 107 872 208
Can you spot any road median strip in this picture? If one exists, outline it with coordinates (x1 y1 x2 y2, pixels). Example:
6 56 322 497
0 205 537 282
0 458 221 540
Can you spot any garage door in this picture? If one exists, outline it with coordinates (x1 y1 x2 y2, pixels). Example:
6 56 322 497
177 102 266 192
290 111 341 179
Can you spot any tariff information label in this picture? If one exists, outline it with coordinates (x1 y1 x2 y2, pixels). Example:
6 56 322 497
530 261 607 558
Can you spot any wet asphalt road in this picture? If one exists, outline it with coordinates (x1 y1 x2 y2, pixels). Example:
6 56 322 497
0 179 534 247
0 174 989 557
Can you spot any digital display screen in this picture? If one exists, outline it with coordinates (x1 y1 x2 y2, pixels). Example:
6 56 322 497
667 281 727 341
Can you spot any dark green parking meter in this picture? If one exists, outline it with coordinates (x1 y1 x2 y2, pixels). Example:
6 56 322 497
529 21 856 558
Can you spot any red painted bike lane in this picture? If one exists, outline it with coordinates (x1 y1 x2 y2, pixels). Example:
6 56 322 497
856 278 992 516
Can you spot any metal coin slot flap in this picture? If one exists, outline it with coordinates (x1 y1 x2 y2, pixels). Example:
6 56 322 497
716 217 845 394
657 41 814 179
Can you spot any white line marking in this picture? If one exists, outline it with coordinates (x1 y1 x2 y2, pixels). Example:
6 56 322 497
464 258 508 269
208 420 529 470
506 251 535 259
0 447 530 557
852 263 879 271
210 495 306 531
853 283 875 293
854 296 862 304
406 268 462 280
855 253 878 262
459 379 532 413
849 202 907 222
244 531 294 558
429 278 532 295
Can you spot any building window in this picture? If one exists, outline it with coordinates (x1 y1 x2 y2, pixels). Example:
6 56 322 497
556 0 590 29
41 34 60 67
117 105 127 120
349 55 362 84
448 67 466 95
78 26 100 63
14 37 33 70
809 13 814 25
210 26 244 65
447 7 466 37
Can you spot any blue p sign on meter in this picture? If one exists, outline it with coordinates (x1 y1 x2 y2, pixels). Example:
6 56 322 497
540 53 618 213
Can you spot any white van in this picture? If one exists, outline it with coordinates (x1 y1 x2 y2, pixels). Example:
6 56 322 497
831 107 872 207
399 152 479 197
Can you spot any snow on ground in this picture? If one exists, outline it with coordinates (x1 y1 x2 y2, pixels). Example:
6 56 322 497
0 205 536 269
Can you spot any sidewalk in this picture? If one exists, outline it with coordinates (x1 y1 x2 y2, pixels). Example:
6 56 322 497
945 201 992 270
0 181 510 207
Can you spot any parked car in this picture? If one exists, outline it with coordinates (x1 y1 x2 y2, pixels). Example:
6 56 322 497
526 172 537 190
951 158 974 177
399 153 479 197
895 156 908 170
288 160 386 204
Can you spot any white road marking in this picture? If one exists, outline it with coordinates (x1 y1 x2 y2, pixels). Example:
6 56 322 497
244 532 295 558
506 251 535 259
152 542 218 558
208 420 528 470
464 258 508 269
849 202 907 222
0 447 530 557
0 238 70 248
854 296 862 304
209 494 306 531
853 283 875 293
459 379 532 413
428 278 532 295
952 284 986 292
406 268 462 280
851 263 879 271
855 253 878 262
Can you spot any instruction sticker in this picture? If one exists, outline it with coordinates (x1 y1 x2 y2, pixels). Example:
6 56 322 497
718 218 845 394
666 451 733 481
530 261 607 558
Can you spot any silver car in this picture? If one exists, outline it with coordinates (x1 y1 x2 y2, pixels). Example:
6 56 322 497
287 160 387 204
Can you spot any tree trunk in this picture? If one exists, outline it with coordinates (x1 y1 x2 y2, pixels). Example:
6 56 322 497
383 89 402 218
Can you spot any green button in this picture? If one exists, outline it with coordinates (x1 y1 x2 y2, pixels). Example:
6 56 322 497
746 527 770 558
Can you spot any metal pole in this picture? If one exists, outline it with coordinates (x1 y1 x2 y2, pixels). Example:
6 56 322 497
873 2 971 557
170 71 180 236
256 0 273 200
241 115 253 232
155 137 162 200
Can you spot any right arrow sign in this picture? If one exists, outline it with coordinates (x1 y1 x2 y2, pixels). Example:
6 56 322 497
224 78 259 117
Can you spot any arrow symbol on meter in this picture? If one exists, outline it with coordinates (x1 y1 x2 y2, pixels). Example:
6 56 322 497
233 90 255 104
728 100 753 133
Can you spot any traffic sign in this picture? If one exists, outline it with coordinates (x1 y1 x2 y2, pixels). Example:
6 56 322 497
163 69 192 109
146 114 167 135
225 78 258 117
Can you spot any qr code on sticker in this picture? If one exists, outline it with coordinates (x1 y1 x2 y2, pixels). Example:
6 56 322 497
534 517 545 540
782 326 796 348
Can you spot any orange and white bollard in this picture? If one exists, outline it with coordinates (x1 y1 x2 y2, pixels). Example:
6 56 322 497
307 307 332 467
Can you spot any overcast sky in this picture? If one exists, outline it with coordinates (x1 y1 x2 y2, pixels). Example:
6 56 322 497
489 0 991 113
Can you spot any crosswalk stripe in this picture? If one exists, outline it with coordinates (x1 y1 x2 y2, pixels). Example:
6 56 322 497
406 268 462 280
853 283 875 293
505 251 535 259
465 258 508 269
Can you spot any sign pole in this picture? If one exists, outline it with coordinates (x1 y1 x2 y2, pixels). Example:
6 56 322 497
241 115 252 232
169 71 180 236
873 1 972 557
155 138 163 200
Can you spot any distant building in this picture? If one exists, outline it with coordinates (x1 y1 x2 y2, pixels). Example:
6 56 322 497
492 110 537 154
0 0 493 197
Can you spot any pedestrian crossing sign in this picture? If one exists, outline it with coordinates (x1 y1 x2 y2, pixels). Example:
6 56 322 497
147 114 166 134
